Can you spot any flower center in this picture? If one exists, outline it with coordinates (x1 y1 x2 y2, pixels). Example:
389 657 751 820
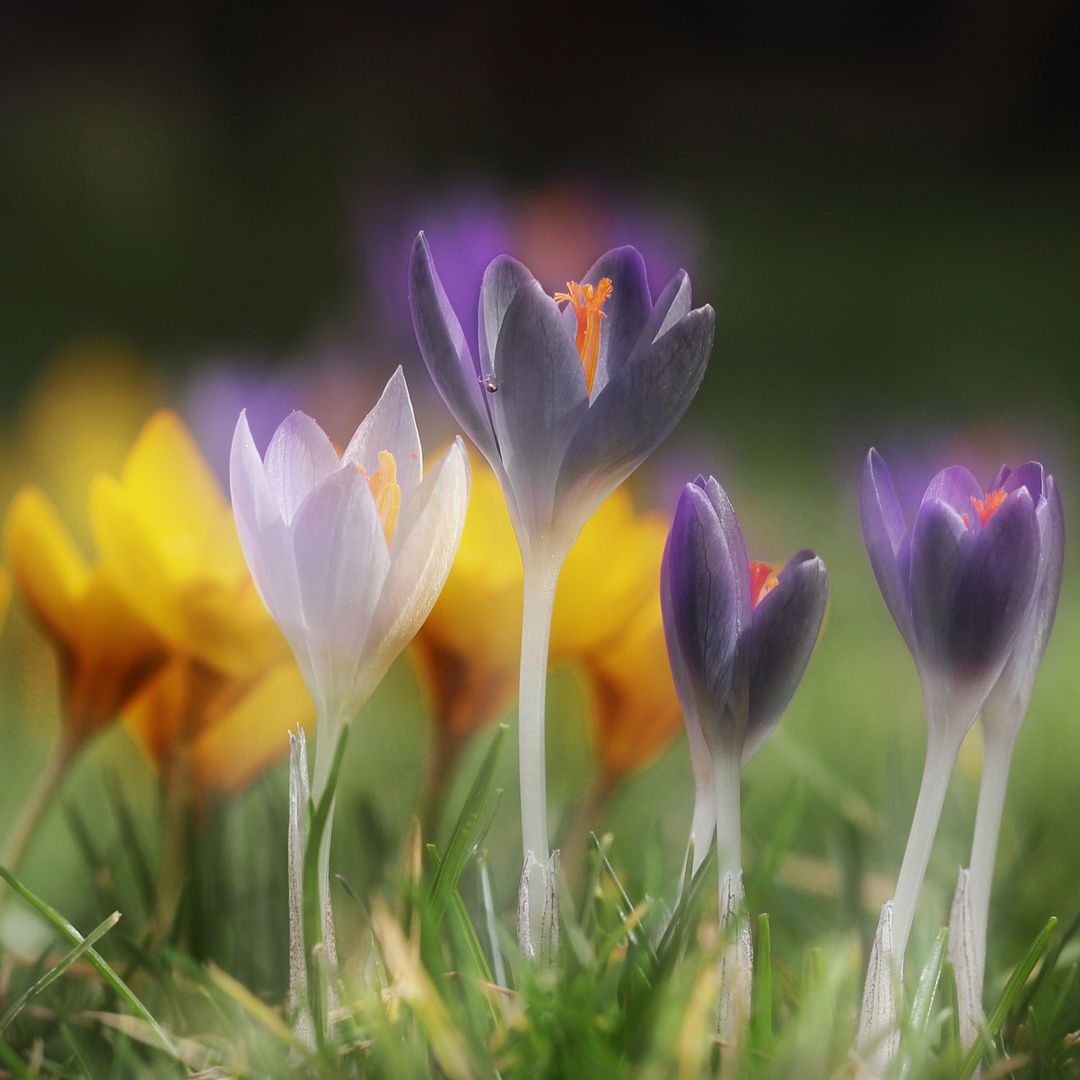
749 561 779 609
963 487 1007 529
554 277 613 394
359 450 401 546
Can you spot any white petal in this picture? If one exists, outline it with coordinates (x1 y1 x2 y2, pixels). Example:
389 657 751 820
230 411 312 682
290 467 390 717
341 366 423 508
264 411 342 527
351 438 470 706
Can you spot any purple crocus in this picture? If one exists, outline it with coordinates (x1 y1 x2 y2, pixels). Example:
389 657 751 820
661 475 827 1040
947 461 1064 1048
410 234 714 958
857 449 1045 1065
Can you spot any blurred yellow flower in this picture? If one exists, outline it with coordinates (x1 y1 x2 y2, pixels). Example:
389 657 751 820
4 487 168 746
89 410 289 678
0 566 11 638
412 451 679 802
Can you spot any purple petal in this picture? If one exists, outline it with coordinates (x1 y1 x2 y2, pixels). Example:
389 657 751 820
486 277 589 540
990 464 1012 491
744 551 828 764
699 476 752 636
578 246 653 396
552 305 714 541
629 269 693 360
665 482 744 751
342 366 423 510
290 467 391 717
859 449 915 652
478 254 535 386
264 411 342 528
922 465 984 525
909 497 970 668
409 232 500 463
944 487 1040 677
1001 461 1044 502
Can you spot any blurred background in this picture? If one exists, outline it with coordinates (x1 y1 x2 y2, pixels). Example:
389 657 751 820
1 0 1079 1004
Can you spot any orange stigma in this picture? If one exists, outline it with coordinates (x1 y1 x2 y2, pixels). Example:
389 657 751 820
970 487 1007 528
554 277 612 394
749 561 779 609
359 450 401 546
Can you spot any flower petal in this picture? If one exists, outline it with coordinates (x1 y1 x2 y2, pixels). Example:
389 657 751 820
909 497 969 668
665 482 743 750
553 304 714 547
263 410 342 528
478 254 535 385
578 246 653 396
859 449 915 652
944 486 1039 678
230 411 311 679
353 438 470 708
409 232 500 463
629 269 692 359
290 466 390 719
342 366 423 506
487 279 589 541
921 465 983 524
744 551 828 764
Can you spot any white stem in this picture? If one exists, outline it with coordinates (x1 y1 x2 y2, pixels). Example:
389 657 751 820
517 552 561 953
310 711 344 970
891 726 962 962
711 745 743 898
966 729 1015 988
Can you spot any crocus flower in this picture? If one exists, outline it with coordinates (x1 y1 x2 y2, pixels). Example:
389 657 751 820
661 475 828 1041
858 451 1042 972
411 234 714 955
230 367 470 954
946 462 1063 1048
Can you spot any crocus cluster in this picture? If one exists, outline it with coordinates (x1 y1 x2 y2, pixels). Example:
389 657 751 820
661 475 828 1040
857 450 1062 1067
411 236 714 955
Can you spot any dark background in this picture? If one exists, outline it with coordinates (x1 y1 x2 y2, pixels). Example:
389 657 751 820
2 0 1078 451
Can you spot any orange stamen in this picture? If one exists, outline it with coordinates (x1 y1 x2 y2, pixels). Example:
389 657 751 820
359 450 401 546
970 488 1007 527
749 561 779 609
554 277 612 394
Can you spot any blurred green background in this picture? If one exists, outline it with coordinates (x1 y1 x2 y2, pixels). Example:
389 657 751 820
1 0 1079 1004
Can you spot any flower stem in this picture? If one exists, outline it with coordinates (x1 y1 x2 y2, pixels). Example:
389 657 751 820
711 745 742 896
1 731 78 877
966 726 1015 988
890 727 962 962
518 554 560 952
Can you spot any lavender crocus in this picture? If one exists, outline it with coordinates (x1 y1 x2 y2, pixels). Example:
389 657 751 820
948 462 1063 1047
661 476 827 1040
857 449 1044 1064
410 235 714 956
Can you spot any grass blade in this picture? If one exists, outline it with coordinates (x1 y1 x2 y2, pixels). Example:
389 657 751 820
0 910 121 1034
0 864 181 1061
909 926 949 1034
428 724 506 926
956 915 1057 1079
752 913 774 1053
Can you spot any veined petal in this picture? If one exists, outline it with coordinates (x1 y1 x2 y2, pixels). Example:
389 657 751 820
409 232 500 464
909 497 969 668
629 269 692 361
577 246 652 396
944 486 1039 678
553 305 714 548
478 254 535 385
744 551 828 764
290 466 390 718
488 279 589 540
352 438 470 709
859 449 915 652
342 366 423 508
264 410 341 528
665 482 743 751
1002 461 1044 502
921 465 984 525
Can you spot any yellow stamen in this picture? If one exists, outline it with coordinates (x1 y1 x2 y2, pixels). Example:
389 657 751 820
554 277 613 394
970 487 1007 527
359 450 401 547
749 561 779 609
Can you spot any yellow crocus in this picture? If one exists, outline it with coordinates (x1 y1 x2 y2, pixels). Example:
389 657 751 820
89 410 289 679
4 486 168 745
